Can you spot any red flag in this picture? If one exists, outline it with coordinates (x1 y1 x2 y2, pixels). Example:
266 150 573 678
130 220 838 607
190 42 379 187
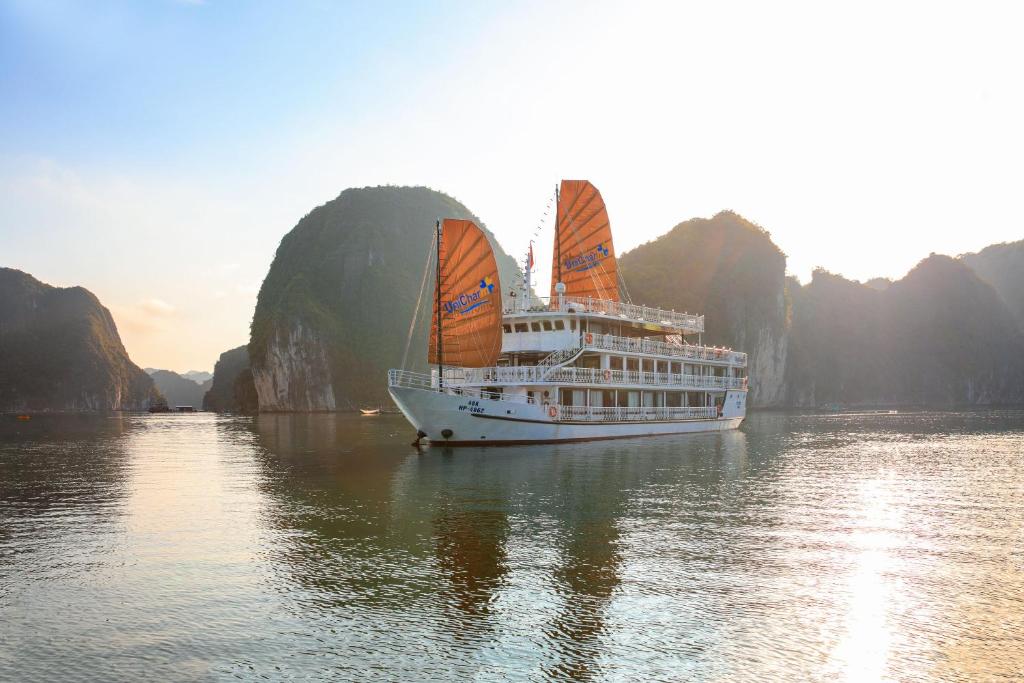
527 241 534 270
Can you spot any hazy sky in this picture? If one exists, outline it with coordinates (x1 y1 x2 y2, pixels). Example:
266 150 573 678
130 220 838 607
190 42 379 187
2 1 1022 372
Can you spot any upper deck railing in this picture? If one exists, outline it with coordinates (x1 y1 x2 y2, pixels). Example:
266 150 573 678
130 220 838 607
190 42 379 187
585 334 746 366
505 296 704 333
448 366 747 390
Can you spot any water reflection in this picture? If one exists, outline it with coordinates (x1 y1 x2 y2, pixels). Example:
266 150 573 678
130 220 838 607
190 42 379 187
1 411 1021 681
0 415 132 575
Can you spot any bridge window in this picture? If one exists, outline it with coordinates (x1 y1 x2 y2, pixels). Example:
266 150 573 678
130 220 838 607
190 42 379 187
514 323 528 333
531 322 542 332
502 324 512 333
554 320 565 330
542 320 553 331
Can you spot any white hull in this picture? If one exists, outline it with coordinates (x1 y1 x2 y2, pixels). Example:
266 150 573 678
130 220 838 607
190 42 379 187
389 385 746 446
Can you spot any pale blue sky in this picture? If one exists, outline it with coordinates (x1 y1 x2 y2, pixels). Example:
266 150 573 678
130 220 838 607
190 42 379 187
2 1 1023 371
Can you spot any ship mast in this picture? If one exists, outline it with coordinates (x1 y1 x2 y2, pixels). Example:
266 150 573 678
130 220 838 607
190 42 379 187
435 219 443 392
553 183 566 309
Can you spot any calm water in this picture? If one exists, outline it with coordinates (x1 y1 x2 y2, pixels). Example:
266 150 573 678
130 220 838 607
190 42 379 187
1 411 1022 681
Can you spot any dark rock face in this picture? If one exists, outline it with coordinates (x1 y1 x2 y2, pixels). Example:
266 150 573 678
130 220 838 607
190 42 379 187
248 186 521 411
202 345 257 413
620 211 791 407
0 268 158 412
786 258 1024 406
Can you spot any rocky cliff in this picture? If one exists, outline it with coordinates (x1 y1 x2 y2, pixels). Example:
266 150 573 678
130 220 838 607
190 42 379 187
0 268 159 412
961 240 1024 330
619 211 791 406
249 185 522 411
203 345 257 413
786 256 1024 406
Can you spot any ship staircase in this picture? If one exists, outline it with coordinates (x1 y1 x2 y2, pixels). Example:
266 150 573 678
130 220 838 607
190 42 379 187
536 345 583 380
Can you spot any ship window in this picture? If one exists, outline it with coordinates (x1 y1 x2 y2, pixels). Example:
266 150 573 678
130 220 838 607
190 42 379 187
609 356 624 370
503 324 512 333
514 323 528 333
667 392 682 407
531 322 542 332
554 320 565 330
542 321 553 331
671 362 681 374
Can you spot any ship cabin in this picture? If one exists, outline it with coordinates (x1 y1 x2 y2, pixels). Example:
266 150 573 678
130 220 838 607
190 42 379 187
441 296 748 418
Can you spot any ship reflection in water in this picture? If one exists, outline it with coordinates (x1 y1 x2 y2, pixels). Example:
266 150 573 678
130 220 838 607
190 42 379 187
1 411 1022 680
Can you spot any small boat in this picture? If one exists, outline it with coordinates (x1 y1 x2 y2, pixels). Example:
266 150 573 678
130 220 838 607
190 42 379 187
360 408 381 416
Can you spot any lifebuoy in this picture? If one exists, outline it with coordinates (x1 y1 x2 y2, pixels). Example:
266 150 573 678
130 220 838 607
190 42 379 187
585 332 593 344
548 405 558 418
603 368 612 381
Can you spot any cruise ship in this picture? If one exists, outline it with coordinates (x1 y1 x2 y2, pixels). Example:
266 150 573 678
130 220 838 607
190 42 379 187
388 180 748 445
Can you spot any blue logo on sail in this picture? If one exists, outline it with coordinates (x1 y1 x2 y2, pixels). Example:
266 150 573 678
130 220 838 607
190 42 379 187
444 276 494 315
564 243 610 273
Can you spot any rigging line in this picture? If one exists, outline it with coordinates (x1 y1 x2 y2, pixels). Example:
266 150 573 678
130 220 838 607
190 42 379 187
401 229 436 371
618 269 633 304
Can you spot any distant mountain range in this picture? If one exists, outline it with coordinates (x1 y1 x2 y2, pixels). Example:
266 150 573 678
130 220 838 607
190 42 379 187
145 369 212 409
0 268 159 412
621 216 1024 407
4 188 1022 414
145 368 212 385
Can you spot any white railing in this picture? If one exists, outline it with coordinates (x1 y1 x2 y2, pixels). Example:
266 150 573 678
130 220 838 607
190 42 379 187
388 369 536 404
506 296 704 333
556 405 718 422
583 333 746 366
452 366 747 390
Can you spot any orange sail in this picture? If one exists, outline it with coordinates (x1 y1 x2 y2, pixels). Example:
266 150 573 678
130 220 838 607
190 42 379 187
550 180 619 301
428 219 503 368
